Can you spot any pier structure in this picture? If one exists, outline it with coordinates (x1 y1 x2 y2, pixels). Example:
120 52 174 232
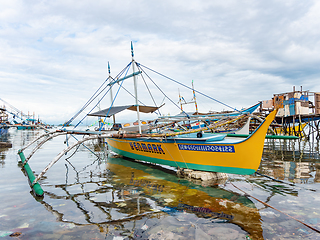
259 86 320 139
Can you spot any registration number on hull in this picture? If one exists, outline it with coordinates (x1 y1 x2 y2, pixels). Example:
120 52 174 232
178 144 235 153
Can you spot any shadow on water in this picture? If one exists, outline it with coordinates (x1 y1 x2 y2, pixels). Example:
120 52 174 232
35 152 264 239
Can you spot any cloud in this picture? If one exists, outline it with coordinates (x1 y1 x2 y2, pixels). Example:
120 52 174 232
0 0 319 124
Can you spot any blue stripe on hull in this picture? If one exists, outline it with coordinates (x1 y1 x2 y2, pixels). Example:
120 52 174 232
108 144 255 175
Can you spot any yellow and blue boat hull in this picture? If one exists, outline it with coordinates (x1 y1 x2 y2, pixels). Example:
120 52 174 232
106 110 277 175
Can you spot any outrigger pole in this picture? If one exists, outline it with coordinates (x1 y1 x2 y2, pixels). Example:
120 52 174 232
17 129 112 197
18 151 44 197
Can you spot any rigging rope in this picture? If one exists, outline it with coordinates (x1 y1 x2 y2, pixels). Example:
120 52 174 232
137 64 161 116
73 86 112 129
138 64 190 118
69 134 101 159
99 62 132 131
138 63 240 113
63 78 110 127
64 63 132 128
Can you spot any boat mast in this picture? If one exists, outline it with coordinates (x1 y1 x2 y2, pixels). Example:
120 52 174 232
178 88 183 112
108 62 116 125
131 42 142 134
192 80 199 113
178 81 199 113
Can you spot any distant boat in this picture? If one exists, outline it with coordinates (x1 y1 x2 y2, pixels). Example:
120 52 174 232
13 120 35 130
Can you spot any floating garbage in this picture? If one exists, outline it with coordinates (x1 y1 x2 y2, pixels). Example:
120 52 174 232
9 232 22 237
164 198 174 203
116 202 127 207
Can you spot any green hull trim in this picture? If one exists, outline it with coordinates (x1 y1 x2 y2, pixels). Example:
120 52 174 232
108 145 255 175
226 134 299 140
18 151 44 197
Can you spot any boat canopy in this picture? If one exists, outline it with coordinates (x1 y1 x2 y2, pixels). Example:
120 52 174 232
88 105 161 117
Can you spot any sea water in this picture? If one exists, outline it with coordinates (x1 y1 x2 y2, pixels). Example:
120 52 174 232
0 128 320 239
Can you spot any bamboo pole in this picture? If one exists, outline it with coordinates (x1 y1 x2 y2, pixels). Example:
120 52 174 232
25 132 68 163
18 130 61 153
32 133 112 185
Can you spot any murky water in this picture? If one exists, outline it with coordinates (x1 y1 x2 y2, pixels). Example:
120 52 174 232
0 128 320 239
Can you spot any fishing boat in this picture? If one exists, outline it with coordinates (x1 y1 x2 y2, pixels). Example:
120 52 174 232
102 43 277 175
106 110 276 175
18 43 278 197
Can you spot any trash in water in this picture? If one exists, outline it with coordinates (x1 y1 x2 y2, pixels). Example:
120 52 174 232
117 202 127 207
141 225 148 230
9 232 22 237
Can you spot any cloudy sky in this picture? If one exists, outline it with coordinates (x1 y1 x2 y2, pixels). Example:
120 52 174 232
1 0 320 125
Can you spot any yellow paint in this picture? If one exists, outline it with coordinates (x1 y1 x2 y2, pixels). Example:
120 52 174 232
107 158 263 239
274 123 306 136
106 110 277 173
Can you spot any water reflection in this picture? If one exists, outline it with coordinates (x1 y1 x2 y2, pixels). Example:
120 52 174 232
3 129 320 239
260 139 320 184
0 133 10 167
38 155 263 239
0 148 8 167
